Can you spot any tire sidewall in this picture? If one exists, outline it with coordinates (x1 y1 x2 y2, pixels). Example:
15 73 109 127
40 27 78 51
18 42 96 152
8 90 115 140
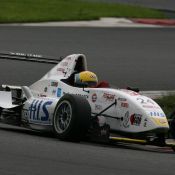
53 94 91 141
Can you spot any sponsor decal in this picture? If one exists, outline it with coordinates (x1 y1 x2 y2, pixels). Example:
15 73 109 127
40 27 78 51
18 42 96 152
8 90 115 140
57 68 65 72
76 93 89 99
151 117 168 127
121 102 129 108
130 114 142 126
95 104 102 111
90 74 96 79
40 94 47 97
44 87 47 92
52 89 56 95
92 93 97 102
142 105 160 109
51 81 58 87
123 111 130 128
10 52 42 58
143 118 148 127
57 88 62 97
118 97 127 102
159 119 167 124
29 100 53 122
103 93 115 101
150 112 165 117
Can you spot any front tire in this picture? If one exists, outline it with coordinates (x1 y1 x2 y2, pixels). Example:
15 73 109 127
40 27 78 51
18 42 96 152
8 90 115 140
53 94 91 141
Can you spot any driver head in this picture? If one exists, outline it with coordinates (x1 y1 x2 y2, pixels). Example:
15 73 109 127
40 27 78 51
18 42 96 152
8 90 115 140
74 71 98 87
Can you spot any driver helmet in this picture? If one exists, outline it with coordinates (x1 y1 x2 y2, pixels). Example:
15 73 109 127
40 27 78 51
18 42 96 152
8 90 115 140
74 71 98 87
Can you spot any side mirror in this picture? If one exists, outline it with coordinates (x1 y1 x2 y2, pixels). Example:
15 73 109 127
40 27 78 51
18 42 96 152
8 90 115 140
126 86 140 93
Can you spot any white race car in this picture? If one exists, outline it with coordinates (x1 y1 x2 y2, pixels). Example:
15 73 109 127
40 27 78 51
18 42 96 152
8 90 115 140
0 52 172 148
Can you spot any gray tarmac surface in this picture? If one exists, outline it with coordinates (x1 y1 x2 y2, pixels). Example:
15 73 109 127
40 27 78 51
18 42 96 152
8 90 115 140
0 123 174 175
85 0 175 11
0 27 175 175
0 27 175 90
85 0 175 18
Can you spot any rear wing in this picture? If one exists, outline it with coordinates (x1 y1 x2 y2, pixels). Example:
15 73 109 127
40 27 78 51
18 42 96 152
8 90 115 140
0 51 62 64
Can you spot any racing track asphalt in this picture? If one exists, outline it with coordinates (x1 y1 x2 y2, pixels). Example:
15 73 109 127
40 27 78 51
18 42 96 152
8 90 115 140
84 0 175 11
0 27 175 90
84 0 175 18
0 123 175 175
0 26 175 175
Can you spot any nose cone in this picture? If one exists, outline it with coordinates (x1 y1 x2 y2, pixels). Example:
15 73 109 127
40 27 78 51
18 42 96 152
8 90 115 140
138 100 169 133
126 93 169 133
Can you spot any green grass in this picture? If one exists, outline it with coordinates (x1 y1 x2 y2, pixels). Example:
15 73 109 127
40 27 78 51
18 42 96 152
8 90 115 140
0 0 166 23
156 95 175 119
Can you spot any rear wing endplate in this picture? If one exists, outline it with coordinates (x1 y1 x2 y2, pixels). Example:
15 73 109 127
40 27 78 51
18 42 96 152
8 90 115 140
0 91 18 109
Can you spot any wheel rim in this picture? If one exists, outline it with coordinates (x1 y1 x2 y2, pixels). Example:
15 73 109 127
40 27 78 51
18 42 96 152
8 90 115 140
54 101 72 134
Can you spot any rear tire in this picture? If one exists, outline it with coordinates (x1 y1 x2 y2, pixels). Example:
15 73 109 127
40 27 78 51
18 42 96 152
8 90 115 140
53 94 91 141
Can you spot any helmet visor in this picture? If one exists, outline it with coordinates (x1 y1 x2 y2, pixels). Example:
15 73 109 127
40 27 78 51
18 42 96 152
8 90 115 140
86 81 97 87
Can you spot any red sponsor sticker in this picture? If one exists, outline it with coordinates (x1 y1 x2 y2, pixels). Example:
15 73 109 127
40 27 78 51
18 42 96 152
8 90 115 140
121 102 129 108
103 93 115 101
130 114 142 126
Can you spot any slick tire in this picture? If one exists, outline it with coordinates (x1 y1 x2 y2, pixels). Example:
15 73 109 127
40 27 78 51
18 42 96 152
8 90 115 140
53 94 91 141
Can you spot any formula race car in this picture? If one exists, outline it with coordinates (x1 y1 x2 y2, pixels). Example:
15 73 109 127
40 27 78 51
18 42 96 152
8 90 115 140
0 52 174 150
